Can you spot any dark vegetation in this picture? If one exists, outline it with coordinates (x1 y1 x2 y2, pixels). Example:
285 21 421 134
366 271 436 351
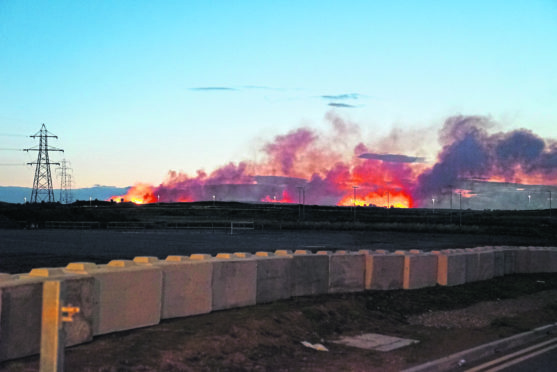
1 201 556 238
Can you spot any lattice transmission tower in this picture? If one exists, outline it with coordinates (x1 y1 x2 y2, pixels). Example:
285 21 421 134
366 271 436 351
24 124 64 203
57 159 73 204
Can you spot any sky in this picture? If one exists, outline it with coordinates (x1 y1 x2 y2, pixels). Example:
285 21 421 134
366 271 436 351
1 0 556 189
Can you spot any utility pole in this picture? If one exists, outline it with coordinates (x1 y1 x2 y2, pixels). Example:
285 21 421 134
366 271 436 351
297 186 305 221
459 192 462 227
448 185 453 224
549 190 553 218
24 124 64 203
56 159 73 204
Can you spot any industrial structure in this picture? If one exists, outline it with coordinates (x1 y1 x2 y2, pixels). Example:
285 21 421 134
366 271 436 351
24 124 64 203
56 159 73 204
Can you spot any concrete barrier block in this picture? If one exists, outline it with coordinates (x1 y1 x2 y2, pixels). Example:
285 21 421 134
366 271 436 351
360 251 404 290
24 268 96 347
397 251 438 290
255 253 293 303
275 250 293 256
477 250 495 281
527 247 552 273
317 251 365 293
514 247 531 273
548 248 557 272
233 252 253 258
166 255 189 262
134 256 213 319
66 261 162 336
290 251 329 297
330 251 365 293
464 249 480 282
493 247 505 277
0 277 43 361
133 256 160 264
212 254 257 311
190 254 212 260
432 251 466 286
499 246 517 275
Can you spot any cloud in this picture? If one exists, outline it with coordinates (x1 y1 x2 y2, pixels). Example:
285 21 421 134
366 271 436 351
321 93 361 100
359 153 426 163
328 102 358 108
189 87 237 91
243 85 282 91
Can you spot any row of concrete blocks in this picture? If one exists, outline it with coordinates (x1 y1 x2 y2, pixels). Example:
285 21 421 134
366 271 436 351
1 246 556 362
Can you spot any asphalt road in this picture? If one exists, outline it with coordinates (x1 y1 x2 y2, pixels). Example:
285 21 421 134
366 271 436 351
0 227 554 274
465 337 557 372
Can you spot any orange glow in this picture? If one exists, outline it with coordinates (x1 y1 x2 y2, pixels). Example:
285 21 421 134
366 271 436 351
338 189 413 208
262 190 294 203
110 183 157 204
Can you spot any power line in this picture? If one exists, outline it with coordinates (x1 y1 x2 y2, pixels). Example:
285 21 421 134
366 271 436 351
56 159 73 204
23 124 64 203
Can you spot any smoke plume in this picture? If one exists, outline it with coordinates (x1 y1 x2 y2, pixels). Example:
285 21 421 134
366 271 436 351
414 115 557 203
112 114 557 209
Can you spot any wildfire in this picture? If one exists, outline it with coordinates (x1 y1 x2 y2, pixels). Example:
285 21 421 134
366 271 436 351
110 114 557 208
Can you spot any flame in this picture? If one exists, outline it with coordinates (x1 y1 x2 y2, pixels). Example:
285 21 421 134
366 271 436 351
110 183 158 204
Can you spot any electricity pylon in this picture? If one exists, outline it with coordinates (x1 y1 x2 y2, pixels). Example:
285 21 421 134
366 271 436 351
57 159 73 204
24 124 64 203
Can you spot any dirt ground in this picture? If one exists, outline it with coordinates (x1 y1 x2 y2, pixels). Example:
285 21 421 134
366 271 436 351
1 228 557 371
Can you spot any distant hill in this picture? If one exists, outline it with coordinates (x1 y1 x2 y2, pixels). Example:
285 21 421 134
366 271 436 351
0 185 130 204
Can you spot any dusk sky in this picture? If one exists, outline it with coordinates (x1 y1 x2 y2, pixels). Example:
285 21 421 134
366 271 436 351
1 1 556 190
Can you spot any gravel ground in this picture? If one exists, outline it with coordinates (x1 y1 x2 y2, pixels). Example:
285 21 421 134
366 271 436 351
408 289 557 329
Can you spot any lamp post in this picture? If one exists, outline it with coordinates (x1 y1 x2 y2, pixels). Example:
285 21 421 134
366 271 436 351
432 197 435 214
449 185 453 223
352 186 358 222
297 186 305 221
459 192 462 227
549 191 553 218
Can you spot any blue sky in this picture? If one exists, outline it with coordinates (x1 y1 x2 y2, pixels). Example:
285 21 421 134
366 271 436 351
1 0 556 188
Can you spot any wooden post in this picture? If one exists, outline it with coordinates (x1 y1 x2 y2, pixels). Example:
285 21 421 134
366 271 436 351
40 280 65 372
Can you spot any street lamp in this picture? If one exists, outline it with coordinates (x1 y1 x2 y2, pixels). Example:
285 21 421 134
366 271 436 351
297 186 305 220
352 186 359 222
459 192 462 227
432 197 435 214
